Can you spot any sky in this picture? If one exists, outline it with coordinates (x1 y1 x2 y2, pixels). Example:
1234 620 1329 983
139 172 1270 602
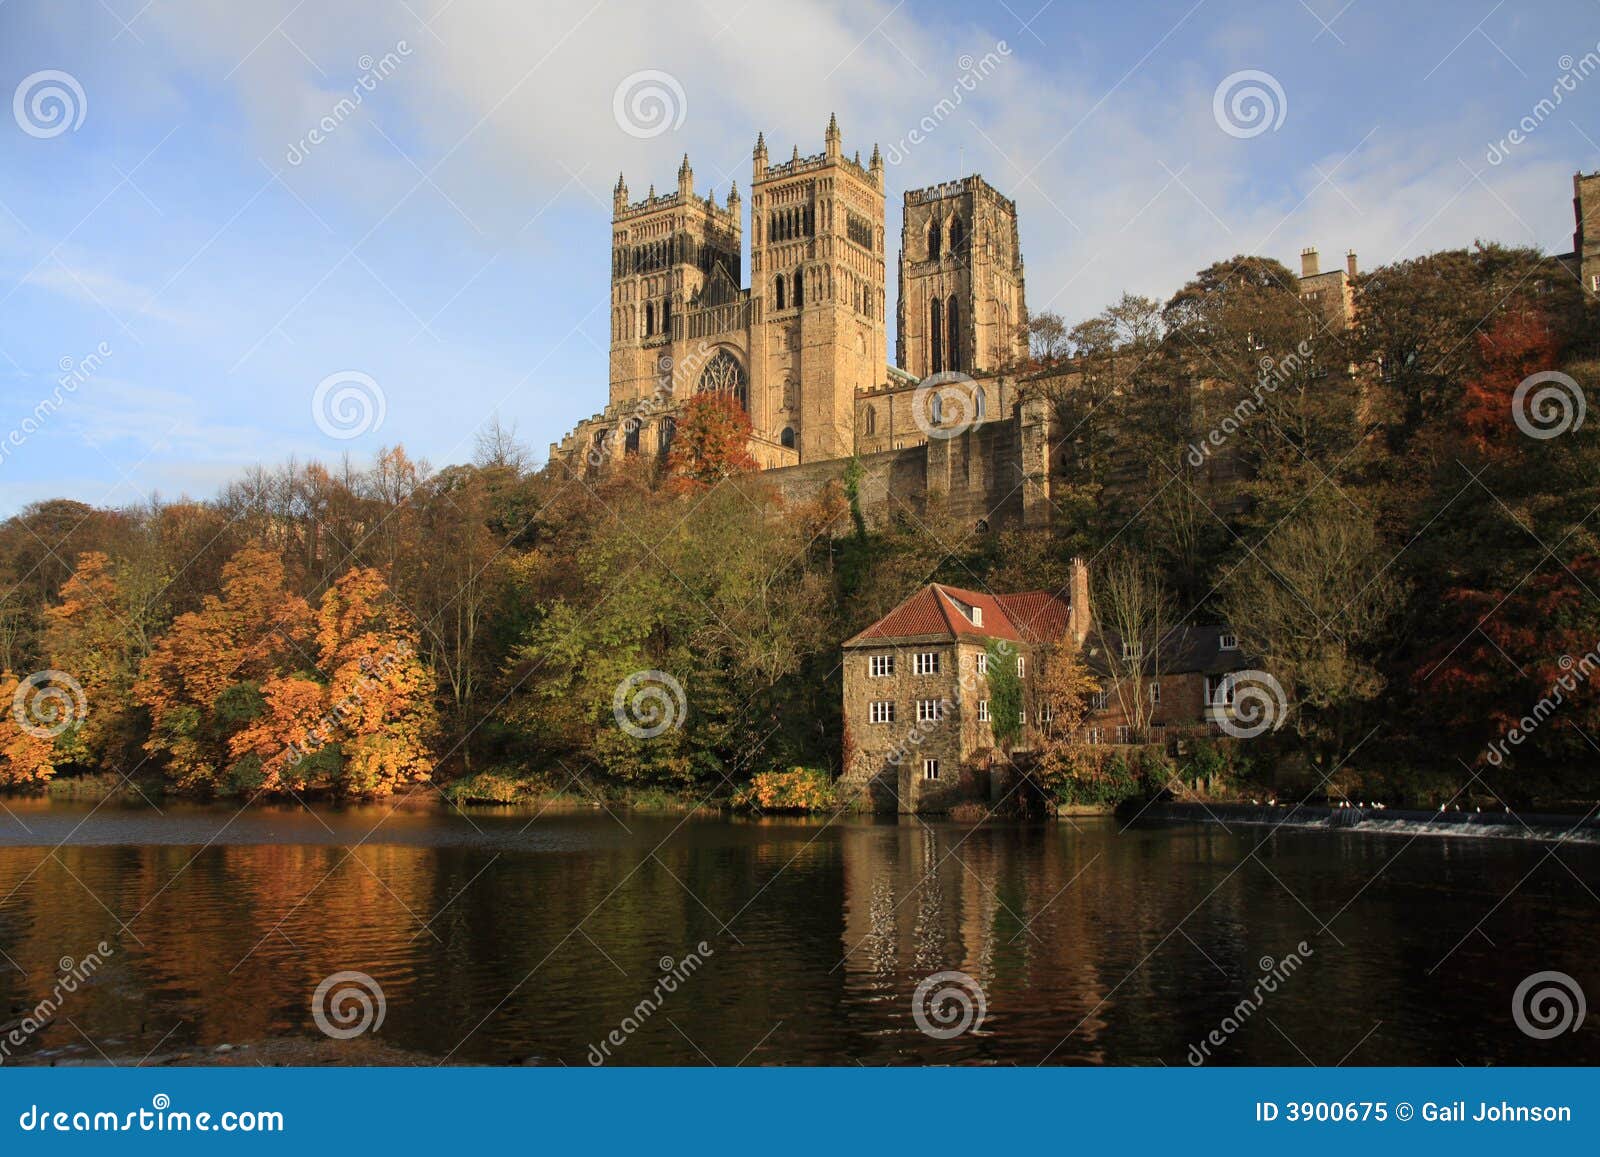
0 0 1596 516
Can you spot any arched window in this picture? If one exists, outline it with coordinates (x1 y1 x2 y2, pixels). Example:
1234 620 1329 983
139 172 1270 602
661 299 672 335
644 302 655 336
774 274 786 311
927 219 941 261
946 295 960 373
793 268 804 308
865 405 877 436
658 416 675 457
930 297 944 374
780 427 796 449
949 216 965 255
624 418 640 455
697 349 748 411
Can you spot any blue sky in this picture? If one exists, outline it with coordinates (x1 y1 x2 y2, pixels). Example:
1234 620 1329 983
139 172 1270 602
0 0 1596 515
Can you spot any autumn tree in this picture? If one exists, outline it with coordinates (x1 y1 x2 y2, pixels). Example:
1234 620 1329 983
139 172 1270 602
136 544 312 791
665 392 759 488
0 671 57 784
1034 635 1102 743
1090 548 1173 741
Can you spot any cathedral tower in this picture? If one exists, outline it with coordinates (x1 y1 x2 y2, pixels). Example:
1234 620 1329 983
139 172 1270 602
748 115 886 460
1577 170 1600 299
609 158 742 409
897 176 1026 379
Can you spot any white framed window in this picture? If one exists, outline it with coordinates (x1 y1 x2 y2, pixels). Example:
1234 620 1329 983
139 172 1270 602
1115 725 1129 744
916 699 945 722
1019 710 1027 724
869 700 895 724
977 699 990 722
1149 681 1161 705
1017 655 1025 678
1086 728 1103 745
869 654 894 677
914 651 940 675
1219 633 1238 651
1038 703 1053 724
1094 689 1108 710
975 652 988 675
971 607 983 627
1592 274 1599 292
1121 641 1137 660
1206 675 1236 707
923 758 940 781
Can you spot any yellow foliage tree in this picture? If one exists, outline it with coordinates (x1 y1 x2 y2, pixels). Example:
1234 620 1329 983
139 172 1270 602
0 671 57 785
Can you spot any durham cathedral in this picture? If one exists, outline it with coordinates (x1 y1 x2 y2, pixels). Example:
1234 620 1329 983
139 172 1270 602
551 116 1598 531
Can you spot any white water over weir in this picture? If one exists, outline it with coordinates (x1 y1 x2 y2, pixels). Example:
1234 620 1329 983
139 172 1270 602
1143 802 1600 844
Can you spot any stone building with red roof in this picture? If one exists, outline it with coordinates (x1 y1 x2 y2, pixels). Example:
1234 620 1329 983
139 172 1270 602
839 561 1088 813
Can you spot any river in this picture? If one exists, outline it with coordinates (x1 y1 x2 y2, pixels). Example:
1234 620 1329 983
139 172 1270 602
1 798 1595 1065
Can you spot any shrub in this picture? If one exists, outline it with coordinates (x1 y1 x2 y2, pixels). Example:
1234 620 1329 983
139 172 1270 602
733 766 837 812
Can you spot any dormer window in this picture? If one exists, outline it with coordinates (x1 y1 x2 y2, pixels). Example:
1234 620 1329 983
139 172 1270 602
971 607 982 627
1220 633 1238 651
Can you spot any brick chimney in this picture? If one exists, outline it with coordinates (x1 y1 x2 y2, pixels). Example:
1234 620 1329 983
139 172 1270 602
1068 556 1091 645
1300 247 1320 277
1346 250 1358 278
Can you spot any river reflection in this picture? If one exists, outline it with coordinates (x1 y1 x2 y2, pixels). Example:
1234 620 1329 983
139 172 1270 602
0 799 1594 1065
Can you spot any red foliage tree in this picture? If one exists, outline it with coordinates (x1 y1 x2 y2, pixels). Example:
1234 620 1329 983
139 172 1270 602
1459 308 1559 459
665 393 758 489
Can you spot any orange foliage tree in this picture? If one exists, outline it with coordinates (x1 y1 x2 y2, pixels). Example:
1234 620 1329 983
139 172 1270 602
0 671 57 784
665 392 759 489
136 544 312 791
42 551 133 765
1459 308 1560 459
230 567 439 797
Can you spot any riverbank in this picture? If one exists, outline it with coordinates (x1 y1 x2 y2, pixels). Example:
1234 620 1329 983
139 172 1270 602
15 1038 453 1067
1141 801 1600 842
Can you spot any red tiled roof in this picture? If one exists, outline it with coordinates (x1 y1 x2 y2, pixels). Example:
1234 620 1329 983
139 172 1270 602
843 583 1072 647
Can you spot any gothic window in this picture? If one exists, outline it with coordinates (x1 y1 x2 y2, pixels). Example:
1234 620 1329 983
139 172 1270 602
930 297 944 373
781 427 796 449
644 301 655 336
623 418 640 455
946 295 960 373
659 416 676 457
949 216 965 256
774 274 786 310
927 218 941 262
794 268 805 308
865 405 877 436
661 298 672 335
697 349 748 410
